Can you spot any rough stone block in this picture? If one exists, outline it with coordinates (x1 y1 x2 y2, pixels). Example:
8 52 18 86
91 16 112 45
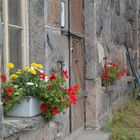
45 30 63 72
95 2 104 37
84 0 95 38
28 0 46 64
101 0 111 11
85 80 97 128
111 14 127 45
61 36 69 69
85 38 98 79
127 23 133 46
54 109 70 138
111 0 120 16
101 9 111 44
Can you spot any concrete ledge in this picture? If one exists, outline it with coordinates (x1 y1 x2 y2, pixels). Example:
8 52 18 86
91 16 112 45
2 116 46 138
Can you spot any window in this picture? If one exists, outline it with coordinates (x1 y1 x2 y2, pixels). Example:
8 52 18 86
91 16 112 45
61 0 65 28
1 0 28 73
0 0 2 16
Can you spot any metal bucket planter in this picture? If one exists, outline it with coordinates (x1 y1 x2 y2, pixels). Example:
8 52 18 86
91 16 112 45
6 97 42 117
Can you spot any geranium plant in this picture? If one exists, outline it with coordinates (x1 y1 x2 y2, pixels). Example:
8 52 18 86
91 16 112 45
1 63 79 121
101 62 126 86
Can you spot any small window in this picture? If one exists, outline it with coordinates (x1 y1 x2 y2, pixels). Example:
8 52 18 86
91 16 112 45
0 0 2 16
1 0 28 72
61 0 65 28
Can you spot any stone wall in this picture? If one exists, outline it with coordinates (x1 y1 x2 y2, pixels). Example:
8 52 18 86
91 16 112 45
27 0 69 139
84 0 139 129
1 0 140 139
2 0 70 140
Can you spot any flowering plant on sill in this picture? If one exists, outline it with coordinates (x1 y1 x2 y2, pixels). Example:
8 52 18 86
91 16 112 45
101 62 126 86
1 63 79 121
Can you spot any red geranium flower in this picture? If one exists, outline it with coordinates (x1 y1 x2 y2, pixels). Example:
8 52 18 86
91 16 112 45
40 103 47 112
62 70 69 79
121 68 126 74
49 73 57 81
1 74 6 83
47 86 51 90
72 84 79 92
66 85 79 95
66 86 75 94
6 86 13 94
68 93 78 104
51 107 59 115
116 74 121 80
111 63 116 67
40 73 46 80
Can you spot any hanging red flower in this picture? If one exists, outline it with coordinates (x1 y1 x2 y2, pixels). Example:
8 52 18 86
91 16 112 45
101 62 126 86
40 73 46 80
49 73 57 81
47 86 51 90
6 86 13 94
1 74 7 83
51 107 59 115
40 103 47 112
62 70 69 79
68 93 78 104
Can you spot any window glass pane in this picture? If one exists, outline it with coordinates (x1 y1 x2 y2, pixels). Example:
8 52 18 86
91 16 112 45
1 0 3 22
8 0 21 26
9 27 22 70
61 1 65 27
0 0 2 16
1 25 4 73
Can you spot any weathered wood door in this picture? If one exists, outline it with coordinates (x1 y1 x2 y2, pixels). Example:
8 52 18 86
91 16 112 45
70 37 85 131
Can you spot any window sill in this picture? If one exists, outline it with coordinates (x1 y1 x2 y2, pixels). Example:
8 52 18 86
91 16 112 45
2 116 45 138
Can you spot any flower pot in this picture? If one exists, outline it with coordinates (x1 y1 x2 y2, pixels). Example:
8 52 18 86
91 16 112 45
6 97 42 117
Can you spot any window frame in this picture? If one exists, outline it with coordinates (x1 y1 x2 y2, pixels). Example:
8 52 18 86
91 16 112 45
2 0 29 74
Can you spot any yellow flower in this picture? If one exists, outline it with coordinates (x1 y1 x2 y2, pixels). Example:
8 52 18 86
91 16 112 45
36 64 43 69
30 69 37 75
16 72 21 75
10 74 18 80
7 63 14 69
18 70 22 73
31 63 37 67
24 66 30 71
16 70 22 75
